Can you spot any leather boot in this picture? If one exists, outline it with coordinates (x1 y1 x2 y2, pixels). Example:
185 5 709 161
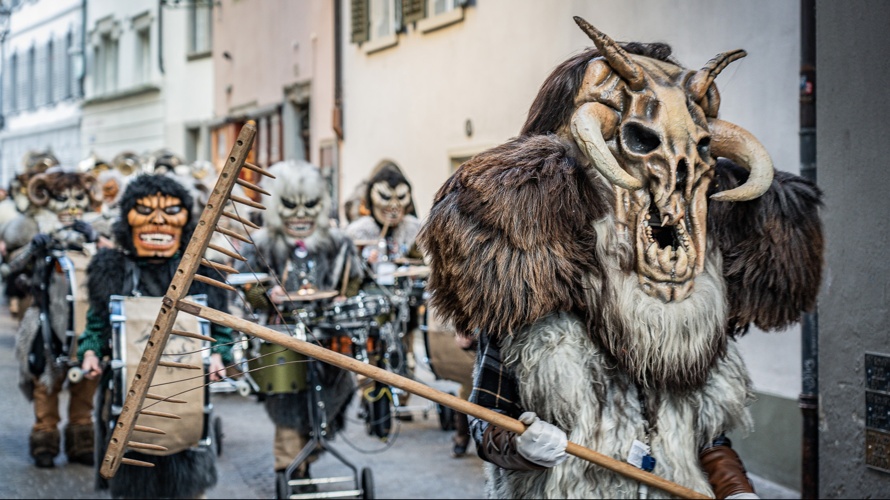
452 412 470 457
30 429 60 468
65 424 95 466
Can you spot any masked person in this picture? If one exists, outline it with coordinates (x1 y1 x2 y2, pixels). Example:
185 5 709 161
345 161 424 416
77 174 234 499
419 19 824 500
237 160 363 492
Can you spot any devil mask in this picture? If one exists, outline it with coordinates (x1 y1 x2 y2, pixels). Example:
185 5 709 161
28 170 98 225
266 160 331 241
113 175 195 258
555 18 774 302
365 162 415 229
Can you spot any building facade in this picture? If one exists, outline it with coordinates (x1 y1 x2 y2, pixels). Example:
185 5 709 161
80 0 214 168
210 0 337 208
0 0 84 184
340 0 803 490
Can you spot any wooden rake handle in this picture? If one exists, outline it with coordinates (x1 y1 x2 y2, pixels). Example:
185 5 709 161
176 298 711 500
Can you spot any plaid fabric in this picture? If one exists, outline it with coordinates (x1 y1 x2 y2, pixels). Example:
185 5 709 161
469 332 524 447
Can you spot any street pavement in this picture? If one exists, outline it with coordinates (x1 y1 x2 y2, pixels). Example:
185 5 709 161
0 302 798 499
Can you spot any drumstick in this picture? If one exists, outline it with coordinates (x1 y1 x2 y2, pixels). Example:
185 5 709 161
339 259 351 296
378 221 389 241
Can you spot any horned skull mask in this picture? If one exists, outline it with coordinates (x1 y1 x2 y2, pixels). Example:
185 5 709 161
127 193 188 257
28 172 96 225
268 160 331 241
569 17 774 302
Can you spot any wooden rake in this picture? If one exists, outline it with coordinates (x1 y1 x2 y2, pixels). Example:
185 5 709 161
98 122 710 500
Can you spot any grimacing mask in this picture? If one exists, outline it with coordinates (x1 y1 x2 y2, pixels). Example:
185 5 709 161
127 193 188 257
268 160 331 240
27 172 96 224
370 181 411 228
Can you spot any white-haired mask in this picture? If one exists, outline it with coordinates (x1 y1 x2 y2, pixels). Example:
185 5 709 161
267 160 330 241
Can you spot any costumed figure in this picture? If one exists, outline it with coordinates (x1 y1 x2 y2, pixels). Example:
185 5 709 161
237 160 363 489
0 151 61 316
418 18 824 499
4 169 101 468
77 174 234 499
83 166 127 247
345 161 424 412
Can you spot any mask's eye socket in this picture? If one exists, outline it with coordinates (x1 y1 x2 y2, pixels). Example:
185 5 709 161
696 137 711 159
75 193 85 201
135 204 153 215
377 192 391 201
281 198 297 209
622 123 661 154
53 194 69 202
304 198 319 209
164 205 183 215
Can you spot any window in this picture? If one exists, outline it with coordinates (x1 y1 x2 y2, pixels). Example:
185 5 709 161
136 28 150 83
8 53 18 112
370 0 397 40
94 32 118 95
65 31 74 98
185 127 200 162
188 1 212 56
429 0 459 16
45 39 54 104
27 45 35 109
417 0 465 33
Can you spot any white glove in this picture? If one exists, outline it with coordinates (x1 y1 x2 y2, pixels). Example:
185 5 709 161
514 411 568 467
726 494 759 500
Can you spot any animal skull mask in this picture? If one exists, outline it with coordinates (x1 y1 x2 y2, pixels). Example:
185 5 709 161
569 17 774 302
127 193 188 257
28 172 97 225
267 160 331 241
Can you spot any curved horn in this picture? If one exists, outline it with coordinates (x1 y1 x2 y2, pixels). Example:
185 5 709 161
687 49 747 102
708 118 774 202
573 16 646 92
27 174 51 206
571 102 643 191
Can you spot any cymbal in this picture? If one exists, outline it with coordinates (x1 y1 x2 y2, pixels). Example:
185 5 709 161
393 257 424 266
282 289 339 301
393 265 431 278
227 273 272 286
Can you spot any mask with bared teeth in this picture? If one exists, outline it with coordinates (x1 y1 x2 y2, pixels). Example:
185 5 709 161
266 159 331 242
112 174 196 259
364 161 415 230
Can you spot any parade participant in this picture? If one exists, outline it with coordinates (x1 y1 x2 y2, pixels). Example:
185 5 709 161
77 174 234 498
345 161 423 414
5 169 100 468
418 18 824 499
238 159 363 490
83 167 126 247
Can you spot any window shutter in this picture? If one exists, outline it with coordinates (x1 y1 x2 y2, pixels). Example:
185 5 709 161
54 35 66 101
70 26 81 98
19 49 29 110
350 0 369 44
402 0 425 24
2 55 12 114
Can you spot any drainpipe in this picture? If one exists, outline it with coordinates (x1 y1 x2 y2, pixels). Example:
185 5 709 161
333 0 343 141
798 0 818 498
80 0 86 97
157 0 164 74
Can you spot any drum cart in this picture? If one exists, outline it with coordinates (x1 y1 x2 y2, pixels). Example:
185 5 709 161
276 352 374 500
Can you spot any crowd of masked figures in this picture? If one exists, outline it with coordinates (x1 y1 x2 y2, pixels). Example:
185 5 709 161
0 145 462 499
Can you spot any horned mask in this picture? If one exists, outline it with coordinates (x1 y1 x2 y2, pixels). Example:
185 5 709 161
28 171 97 225
569 17 774 302
267 160 331 241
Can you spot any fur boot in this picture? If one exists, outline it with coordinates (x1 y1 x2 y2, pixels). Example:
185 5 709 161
64 424 95 466
109 448 217 499
30 428 60 467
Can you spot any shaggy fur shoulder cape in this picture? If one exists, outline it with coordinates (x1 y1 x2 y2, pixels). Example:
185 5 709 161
418 134 824 339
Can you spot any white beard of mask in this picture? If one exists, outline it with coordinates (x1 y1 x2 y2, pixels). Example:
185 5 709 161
371 182 411 228
48 187 91 225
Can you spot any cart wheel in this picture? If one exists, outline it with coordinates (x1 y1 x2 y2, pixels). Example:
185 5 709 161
275 471 289 500
212 417 224 457
437 402 456 431
360 467 374 500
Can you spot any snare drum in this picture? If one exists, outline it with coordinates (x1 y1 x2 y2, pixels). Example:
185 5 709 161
108 294 210 455
247 326 309 394
323 294 391 326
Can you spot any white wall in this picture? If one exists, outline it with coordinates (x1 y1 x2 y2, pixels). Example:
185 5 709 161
341 0 802 398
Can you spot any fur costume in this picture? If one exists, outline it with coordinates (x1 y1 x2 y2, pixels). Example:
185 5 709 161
237 160 361 447
345 161 421 251
82 174 226 497
418 19 823 499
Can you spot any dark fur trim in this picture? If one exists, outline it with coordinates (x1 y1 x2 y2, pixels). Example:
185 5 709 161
417 134 609 337
109 448 217 499
708 159 824 335
112 174 196 256
64 424 94 459
263 365 355 435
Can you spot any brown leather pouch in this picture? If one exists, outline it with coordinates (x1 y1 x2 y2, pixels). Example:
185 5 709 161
700 445 756 499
